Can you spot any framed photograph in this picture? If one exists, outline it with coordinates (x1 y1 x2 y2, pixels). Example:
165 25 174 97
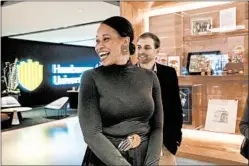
204 99 238 133
156 55 168 66
191 17 212 35
179 85 192 125
186 51 222 75
167 56 180 75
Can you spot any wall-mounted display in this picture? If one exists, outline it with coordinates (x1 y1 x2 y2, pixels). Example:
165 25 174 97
179 85 192 125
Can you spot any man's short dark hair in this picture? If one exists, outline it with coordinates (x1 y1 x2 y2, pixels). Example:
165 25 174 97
138 32 160 49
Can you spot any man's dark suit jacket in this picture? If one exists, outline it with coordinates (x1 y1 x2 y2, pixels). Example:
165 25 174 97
156 63 183 155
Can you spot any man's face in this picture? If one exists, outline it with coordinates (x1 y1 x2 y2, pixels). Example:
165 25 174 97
137 37 159 64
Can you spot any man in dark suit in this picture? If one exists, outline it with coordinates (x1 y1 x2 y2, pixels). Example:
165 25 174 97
137 32 183 165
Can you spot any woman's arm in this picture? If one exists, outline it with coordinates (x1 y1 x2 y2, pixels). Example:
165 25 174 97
78 70 131 165
239 96 249 139
144 72 164 166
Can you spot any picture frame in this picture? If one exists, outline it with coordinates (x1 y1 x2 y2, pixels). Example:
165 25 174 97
156 55 168 66
191 17 212 35
186 51 222 75
167 56 180 75
204 99 238 133
179 85 193 125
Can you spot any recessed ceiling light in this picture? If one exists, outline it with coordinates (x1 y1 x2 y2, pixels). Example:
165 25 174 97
78 9 83 12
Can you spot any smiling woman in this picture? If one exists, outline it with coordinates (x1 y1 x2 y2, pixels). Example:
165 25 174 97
95 16 135 66
78 16 164 166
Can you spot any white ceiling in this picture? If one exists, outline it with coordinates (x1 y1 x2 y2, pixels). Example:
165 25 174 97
2 1 120 47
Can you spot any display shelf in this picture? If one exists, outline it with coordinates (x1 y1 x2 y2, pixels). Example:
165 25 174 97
178 75 248 81
183 29 248 41
177 129 248 165
179 75 248 134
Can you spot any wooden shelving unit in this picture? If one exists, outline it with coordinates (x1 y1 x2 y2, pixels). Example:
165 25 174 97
176 129 248 165
183 29 248 41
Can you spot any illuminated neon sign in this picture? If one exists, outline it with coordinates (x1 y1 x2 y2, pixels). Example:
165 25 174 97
51 64 93 85
52 64 91 74
52 75 83 85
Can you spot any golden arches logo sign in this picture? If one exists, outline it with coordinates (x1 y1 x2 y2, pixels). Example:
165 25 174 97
17 59 43 91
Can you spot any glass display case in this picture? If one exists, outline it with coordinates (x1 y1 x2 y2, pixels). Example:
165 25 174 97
146 1 248 76
178 81 248 164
